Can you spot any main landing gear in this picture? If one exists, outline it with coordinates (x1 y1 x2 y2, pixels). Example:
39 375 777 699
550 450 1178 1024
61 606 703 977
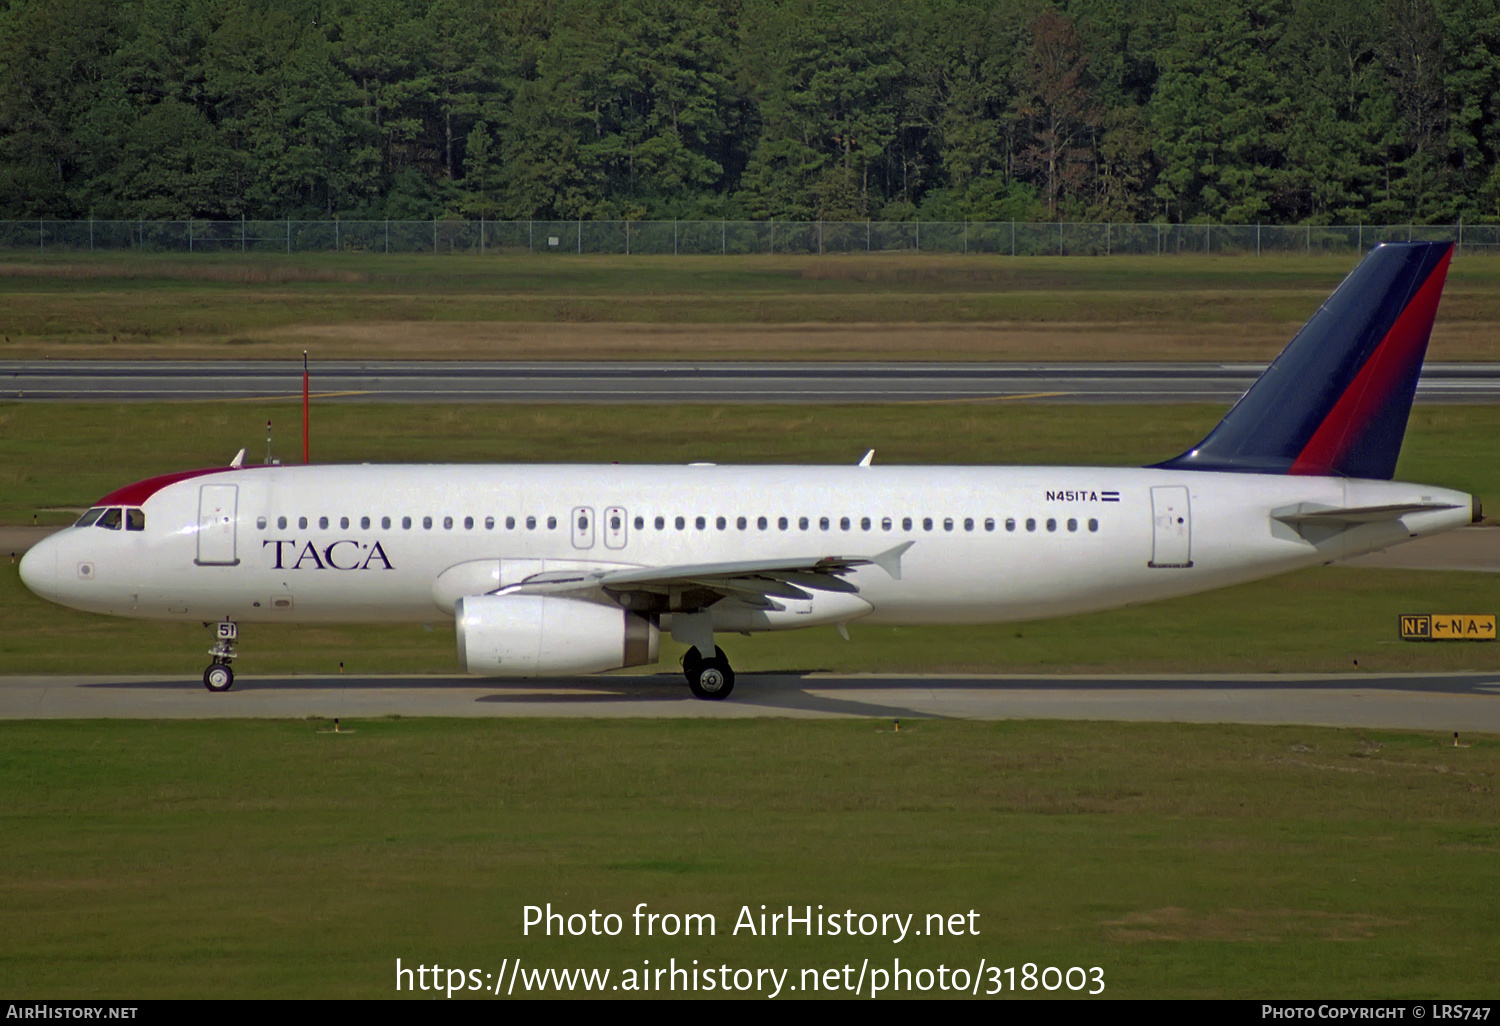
682 645 735 701
203 620 237 692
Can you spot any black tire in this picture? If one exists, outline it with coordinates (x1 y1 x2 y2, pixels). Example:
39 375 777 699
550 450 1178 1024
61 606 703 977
688 656 735 700
680 645 726 685
203 663 234 692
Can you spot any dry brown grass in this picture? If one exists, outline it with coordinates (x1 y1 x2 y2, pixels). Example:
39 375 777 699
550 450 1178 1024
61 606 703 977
2 318 1492 363
0 261 367 284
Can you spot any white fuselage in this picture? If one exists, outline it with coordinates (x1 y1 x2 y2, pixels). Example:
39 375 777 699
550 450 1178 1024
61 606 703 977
19 463 1474 635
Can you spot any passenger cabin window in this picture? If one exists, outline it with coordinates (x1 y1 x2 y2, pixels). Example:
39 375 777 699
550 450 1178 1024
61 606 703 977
402 516 412 529
1046 518 1057 532
97 508 123 530
1088 518 1099 533
655 516 665 530
444 516 454 530
840 517 850 531
526 516 536 530
675 516 685 530
963 518 973 532
278 516 288 530
464 516 474 530
340 516 349 529
778 517 789 530
319 516 330 530
799 517 809 530
547 516 557 530
944 518 954 532
505 516 515 529
1026 518 1037 532
256 516 267 530
695 516 705 530
423 516 433 530
882 517 892 531
758 516 768 530
382 516 392 529
984 518 995 532
126 509 145 531
922 517 933 531
484 516 494 530
716 516 727 530
903 517 913 531
1006 518 1016 532
362 516 371 530
1067 518 1078 532
634 516 644 530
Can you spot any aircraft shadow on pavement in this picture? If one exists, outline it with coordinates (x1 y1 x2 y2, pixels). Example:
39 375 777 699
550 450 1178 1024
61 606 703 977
76 672 1500 712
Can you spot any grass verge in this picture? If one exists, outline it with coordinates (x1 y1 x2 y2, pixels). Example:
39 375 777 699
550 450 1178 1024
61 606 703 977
1 718 1496 998
2 252 1498 360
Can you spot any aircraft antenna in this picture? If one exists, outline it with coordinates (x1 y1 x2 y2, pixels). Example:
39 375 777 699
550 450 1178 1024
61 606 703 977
302 351 310 464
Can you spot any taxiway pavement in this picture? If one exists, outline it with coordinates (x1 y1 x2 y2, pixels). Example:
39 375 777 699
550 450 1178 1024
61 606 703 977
5 360 1500 403
2 671 1497 730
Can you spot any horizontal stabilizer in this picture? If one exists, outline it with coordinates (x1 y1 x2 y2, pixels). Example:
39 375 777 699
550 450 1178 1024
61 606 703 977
1272 501 1459 526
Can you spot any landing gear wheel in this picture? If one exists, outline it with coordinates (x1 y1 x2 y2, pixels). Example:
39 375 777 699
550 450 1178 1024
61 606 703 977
682 646 726 684
203 663 234 692
688 654 735 701
203 620 238 693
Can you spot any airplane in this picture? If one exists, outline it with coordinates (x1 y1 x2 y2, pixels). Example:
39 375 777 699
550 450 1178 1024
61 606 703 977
18 242 1480 700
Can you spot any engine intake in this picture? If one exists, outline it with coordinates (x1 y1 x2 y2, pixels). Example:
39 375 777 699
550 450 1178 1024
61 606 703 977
455 594 658 676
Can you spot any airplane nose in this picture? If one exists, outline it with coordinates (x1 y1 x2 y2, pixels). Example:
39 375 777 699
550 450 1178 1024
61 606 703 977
18 535 58 598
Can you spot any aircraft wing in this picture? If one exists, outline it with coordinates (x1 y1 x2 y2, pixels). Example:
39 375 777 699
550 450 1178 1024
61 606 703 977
500 541 914 606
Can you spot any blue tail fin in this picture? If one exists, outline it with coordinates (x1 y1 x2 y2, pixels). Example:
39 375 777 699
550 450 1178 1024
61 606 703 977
1155 242 1452 480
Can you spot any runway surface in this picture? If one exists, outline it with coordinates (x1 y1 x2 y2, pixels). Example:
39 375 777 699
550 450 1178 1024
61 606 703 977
6 360 1500 403
3 671 1498 730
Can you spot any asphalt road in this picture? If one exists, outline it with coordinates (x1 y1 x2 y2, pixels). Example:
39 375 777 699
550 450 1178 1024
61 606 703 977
5 360 1500 403
3 671 1497 730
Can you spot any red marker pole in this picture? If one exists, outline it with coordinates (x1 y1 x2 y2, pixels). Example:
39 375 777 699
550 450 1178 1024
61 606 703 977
302 351 310 464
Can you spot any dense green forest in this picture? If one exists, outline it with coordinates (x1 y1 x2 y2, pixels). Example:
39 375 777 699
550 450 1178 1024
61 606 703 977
1 0 1497 224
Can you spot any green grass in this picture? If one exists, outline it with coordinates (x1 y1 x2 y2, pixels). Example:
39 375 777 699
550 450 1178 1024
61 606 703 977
3 251 1499 360
1 718 1496 997
2 402 1497 677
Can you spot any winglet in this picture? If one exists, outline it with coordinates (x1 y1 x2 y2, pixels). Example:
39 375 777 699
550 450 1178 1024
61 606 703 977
871 540 914 580
230 448 246 469
859 449 875 467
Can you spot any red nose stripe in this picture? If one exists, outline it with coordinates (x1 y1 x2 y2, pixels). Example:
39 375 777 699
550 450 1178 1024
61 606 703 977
94 467 236 506
1289 247 1451 476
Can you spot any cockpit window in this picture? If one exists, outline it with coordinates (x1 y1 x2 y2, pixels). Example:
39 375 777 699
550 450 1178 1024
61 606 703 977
74 507 106 528
125 508 145 531
97 507 123 530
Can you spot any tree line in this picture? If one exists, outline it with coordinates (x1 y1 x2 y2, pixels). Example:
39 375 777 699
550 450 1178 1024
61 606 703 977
1 0 1495 225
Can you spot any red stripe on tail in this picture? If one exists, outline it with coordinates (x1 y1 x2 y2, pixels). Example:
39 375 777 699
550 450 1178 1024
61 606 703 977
1289 247 1451 476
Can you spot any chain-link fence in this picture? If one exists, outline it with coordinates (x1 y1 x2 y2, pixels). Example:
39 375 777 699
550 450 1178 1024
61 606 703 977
1 218 1493 256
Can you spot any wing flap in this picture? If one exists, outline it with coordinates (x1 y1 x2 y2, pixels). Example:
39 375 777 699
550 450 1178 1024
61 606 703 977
501 542 915 606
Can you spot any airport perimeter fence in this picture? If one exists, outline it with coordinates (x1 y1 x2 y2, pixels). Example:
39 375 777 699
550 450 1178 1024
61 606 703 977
1 218 1495 257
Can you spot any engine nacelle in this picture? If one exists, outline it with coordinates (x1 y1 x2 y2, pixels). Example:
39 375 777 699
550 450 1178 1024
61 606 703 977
455 594 658 676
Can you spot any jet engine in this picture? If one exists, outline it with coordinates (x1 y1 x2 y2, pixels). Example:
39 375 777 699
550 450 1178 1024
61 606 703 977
455 594 658 676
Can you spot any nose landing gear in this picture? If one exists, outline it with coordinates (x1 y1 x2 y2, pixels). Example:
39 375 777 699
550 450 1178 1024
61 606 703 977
203 620 237 692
